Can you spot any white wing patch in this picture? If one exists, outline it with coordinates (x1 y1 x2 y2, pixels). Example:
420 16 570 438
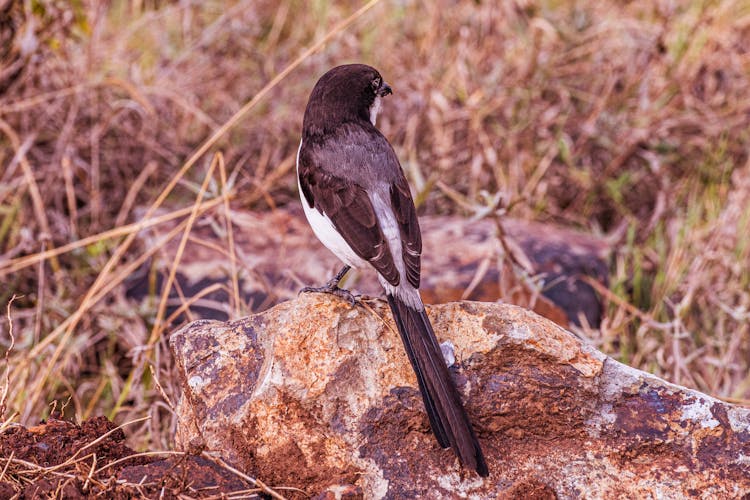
369 186 422 310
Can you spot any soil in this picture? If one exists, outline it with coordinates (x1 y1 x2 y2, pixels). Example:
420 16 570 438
0 416 260 499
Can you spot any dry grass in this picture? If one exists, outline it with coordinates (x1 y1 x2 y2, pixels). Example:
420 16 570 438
1 0 749 465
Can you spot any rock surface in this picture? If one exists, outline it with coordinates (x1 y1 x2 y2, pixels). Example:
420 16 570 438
171 295 750 498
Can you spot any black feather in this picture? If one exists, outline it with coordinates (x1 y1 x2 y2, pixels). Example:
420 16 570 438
386 295 488 477
299 64 488 477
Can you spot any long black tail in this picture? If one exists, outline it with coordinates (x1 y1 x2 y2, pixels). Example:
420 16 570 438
386 294 489 477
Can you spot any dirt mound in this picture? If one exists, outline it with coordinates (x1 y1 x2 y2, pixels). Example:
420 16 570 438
0 416 263 498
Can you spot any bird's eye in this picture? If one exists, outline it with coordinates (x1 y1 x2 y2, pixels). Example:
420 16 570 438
371 77 381 91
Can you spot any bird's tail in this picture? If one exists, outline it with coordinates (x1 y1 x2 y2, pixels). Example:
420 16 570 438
386 293 489 477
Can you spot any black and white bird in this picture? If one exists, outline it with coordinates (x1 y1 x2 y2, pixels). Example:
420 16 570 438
296 63 488 477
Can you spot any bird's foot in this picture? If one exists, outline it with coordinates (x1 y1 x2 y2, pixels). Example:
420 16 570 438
300 283 358 306
300 265 357 305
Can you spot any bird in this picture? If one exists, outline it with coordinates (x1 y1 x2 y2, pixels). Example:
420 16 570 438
296 63 488 477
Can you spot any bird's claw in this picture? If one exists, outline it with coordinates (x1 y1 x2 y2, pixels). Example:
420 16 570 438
300 284 358 306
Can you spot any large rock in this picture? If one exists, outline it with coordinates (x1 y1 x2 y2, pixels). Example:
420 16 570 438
170 295 750 498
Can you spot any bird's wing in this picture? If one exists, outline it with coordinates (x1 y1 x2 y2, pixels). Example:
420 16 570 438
389 174 421 288
299 165 400 285
299 127 422 288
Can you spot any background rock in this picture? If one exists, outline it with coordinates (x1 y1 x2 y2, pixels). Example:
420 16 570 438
130 208 609 329
170 294 750 498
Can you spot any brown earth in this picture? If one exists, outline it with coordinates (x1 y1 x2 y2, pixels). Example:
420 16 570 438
0 416 262 499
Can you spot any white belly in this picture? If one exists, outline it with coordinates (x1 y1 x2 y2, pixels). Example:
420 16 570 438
297 140 368 269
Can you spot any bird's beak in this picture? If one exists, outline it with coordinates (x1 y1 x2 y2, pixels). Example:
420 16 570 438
378 82 392 97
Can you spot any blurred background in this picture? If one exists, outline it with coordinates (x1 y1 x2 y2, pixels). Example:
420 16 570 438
1 0 749 451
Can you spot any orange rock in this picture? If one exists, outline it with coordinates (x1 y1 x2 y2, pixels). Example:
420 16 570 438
170 295 750 498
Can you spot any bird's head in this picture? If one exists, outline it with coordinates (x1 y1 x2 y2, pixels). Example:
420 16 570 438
303 64 392 136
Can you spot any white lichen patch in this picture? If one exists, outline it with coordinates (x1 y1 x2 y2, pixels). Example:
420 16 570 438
727 406 750 434
506 324 532 342
585 402 617 438
440 341 456 366
681 398 720 429
355 458 389 500
188 375 206 391
435 469 485 498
